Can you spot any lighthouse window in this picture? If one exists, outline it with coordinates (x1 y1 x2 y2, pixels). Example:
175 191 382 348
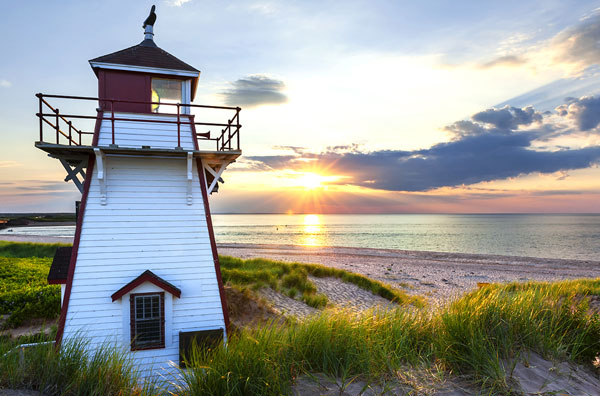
151 78 183 114
130 293 165 350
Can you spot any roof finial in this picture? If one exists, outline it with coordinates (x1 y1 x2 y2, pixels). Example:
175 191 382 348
143 5 157 41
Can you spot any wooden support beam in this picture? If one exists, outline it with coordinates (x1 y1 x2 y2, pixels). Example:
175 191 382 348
203 161 227 195
59 159 84 193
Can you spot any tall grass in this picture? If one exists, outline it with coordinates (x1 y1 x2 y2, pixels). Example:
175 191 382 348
0 335 159 395
179 279 600 395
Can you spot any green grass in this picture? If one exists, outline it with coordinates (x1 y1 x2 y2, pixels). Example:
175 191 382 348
0 241 67 258
0 335 159 395
0 242 67 328
219 256 423 308
0 256 60 328
178 279 600 395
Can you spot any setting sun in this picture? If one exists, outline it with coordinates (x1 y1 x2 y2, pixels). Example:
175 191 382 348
297 173 327 190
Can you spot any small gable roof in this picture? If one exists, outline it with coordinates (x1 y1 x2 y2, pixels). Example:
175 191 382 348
111 270 181 302
48 247 72 284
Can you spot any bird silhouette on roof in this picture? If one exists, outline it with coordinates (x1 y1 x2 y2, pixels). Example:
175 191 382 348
143 5 157 28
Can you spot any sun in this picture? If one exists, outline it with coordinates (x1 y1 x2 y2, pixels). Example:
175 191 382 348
297 173 327 190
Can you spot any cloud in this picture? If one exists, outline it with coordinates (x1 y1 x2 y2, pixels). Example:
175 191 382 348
479 55 527 69
471 105 542 130
478 12 600 74
0 79 11 88
247 99 600 192
221 75 288 107
555 96 600 131
0 161 20 168
165 0 192 6
551 13 600 70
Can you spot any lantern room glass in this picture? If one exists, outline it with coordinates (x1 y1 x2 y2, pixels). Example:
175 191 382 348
151 78 183 114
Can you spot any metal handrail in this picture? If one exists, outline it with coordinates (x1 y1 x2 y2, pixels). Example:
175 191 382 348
36 93 241 151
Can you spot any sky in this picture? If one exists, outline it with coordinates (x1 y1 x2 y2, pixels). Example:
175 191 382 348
1 0 600 213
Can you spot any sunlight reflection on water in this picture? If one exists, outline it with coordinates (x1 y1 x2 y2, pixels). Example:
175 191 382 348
301 214 322 246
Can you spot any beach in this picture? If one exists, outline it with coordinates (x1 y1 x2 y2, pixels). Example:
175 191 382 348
5 234 600 304
219 243 600 303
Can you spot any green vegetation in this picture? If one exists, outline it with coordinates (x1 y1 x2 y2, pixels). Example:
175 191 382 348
2 241 600 394
0 335 158 396
0 241 67 258
0 213 76 225
0 242 68 328
0 255 61 328
180 279 600 395
219 255 422 308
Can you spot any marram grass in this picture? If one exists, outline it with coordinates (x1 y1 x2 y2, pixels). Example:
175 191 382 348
178 279 600 396
219 255 424 308
0 335 160 396
2 279 600 395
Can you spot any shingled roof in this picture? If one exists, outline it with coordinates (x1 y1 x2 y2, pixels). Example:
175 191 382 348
89 39 199 73
48 246 72 284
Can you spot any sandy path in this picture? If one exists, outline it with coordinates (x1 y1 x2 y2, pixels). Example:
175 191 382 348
218 243 600 304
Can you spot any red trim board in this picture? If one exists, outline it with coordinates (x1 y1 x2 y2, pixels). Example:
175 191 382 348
112 270 182 301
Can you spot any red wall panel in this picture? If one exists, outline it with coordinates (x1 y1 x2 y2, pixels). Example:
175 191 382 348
99 70 151 113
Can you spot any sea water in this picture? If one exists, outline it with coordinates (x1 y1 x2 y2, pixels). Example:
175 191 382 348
1 214 599 261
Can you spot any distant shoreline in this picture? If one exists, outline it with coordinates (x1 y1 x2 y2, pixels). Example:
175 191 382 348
4 234 599 303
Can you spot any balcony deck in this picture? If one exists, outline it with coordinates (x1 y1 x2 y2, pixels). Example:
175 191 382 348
35 93 242 166
36 142 241 163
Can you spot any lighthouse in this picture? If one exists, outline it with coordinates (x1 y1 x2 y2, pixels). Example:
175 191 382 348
40 7 240 377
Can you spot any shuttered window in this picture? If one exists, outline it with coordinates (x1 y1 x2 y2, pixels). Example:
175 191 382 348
130 292 165 350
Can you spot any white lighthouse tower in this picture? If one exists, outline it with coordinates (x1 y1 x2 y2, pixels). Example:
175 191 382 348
40 7 240 377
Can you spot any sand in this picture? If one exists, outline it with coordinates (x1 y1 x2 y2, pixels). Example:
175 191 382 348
218 243 600 304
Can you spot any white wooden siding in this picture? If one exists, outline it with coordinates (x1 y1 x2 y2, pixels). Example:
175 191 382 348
97 113 196 150
62 156 225 379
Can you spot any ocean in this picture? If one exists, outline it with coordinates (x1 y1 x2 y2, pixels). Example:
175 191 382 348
1 214 599 261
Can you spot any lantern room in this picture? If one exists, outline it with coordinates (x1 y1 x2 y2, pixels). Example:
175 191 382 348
89 25 200 115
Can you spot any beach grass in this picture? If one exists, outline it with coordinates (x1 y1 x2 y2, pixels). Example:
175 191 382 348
0 335 159 395
178 279 600 395
219 255 423 308
2 241 600 394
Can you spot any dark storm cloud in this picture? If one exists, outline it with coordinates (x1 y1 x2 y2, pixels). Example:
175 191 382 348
246 100 600 192
222 75 288 107
555 96 600 131
472 106 542 130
